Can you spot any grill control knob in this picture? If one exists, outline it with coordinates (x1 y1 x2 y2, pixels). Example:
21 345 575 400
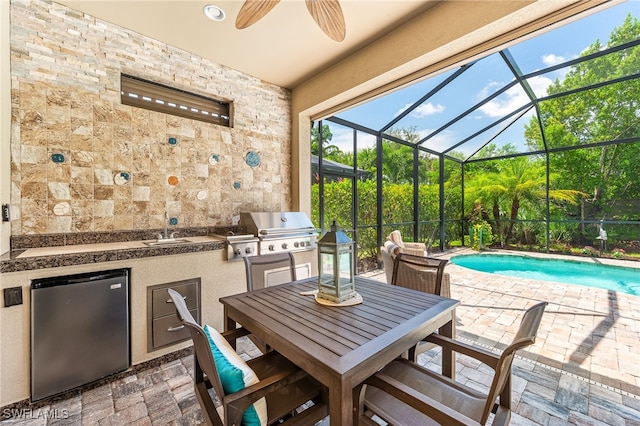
294 242 300 248
234 248 242 255
268 244 275 251
245 247 252 254
305 241 311 246
282 243 288 250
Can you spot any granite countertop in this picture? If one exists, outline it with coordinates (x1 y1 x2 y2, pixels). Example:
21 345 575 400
0 236 226 273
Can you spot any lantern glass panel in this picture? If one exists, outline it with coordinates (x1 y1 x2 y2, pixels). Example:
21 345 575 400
320 250 335 286
338 251 352 284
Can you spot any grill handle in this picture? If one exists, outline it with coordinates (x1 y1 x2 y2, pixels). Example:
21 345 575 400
258 227 316 236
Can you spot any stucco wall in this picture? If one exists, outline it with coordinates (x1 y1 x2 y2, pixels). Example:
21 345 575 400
9 0 292 235
0 251 241 406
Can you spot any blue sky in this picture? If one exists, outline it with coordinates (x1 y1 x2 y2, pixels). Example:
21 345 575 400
329 0 640 156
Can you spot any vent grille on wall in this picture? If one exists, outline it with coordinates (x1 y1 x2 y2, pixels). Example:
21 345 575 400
120 74 233 127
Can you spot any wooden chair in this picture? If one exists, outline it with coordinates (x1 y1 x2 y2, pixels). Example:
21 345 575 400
354 301 548 426
391 252 449 297
244 252 297 291
168 288 327 426
391 252 450 361
243 253 297 353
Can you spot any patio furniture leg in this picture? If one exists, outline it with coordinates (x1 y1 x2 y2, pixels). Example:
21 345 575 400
440 314 455 379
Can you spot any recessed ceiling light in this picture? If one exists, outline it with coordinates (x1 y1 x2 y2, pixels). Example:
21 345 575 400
204 5 225 22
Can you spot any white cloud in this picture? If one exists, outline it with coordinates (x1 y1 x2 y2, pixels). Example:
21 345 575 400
393 104 410 117
332 124 457 155
475 81 502 100
405 127 458 153
542 53 566 67
477 74 553 117
478 85 529 118
329 127 376 152
393 102 445 118
412 102 446 117
540 54 572 83
528 75 553 97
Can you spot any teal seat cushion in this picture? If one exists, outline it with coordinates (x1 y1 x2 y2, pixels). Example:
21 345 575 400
203 324 267 426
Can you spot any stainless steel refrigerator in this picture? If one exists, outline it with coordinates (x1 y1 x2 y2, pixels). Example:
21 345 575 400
31 269 130 401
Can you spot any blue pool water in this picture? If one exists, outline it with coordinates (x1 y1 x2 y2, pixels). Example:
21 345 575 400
450 254 640 296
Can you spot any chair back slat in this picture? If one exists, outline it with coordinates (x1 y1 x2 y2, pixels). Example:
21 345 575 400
480 301 548 423
391 252 449 296
167 288 226 412
244 252 296 291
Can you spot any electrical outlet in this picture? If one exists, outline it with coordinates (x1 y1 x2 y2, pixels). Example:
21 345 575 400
1 204 10 222
3 287 23 307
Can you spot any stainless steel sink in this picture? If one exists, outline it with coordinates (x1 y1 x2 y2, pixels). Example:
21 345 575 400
143 239 191 246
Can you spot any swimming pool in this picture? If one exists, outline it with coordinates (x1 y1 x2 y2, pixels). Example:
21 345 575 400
450 253 640 296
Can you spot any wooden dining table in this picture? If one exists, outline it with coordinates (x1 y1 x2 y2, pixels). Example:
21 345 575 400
219 275 460 426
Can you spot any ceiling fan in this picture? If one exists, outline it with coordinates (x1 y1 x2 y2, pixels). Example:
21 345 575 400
236 0 346 42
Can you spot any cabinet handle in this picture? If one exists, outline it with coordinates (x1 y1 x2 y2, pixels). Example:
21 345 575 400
167 325 185 332
166 296 186 304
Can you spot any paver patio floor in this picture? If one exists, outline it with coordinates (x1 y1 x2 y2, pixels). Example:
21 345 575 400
2 248 639 425
364 248 640 425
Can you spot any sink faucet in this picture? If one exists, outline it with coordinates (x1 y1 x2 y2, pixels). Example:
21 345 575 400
163 212 169 239
156 212 176 240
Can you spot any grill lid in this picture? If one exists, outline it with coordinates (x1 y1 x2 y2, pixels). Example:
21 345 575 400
239 212 316 238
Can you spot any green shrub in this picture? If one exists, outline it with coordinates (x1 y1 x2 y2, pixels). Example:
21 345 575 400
611 248 626 259
471 221 493 250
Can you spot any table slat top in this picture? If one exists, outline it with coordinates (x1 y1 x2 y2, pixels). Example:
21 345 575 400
220 277 459 375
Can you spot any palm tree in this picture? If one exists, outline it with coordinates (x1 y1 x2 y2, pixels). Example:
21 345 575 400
311 123 341 158
466 156 585 245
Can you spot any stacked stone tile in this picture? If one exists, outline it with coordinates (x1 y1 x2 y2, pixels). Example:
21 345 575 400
9 0 293 235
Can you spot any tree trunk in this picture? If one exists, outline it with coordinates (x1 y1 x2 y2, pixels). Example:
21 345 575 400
492 200 503 246
506 196 519 243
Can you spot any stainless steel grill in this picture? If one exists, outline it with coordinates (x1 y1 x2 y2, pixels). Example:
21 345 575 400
213 232 259 262
215 212 317 261
241 212 317 256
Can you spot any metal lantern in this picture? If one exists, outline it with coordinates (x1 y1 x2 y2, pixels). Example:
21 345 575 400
317 221 357 303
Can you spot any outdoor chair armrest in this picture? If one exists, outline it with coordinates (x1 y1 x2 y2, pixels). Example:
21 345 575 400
424 333 514 421
424 334 500 369
224 367 309 425
362 372 482 426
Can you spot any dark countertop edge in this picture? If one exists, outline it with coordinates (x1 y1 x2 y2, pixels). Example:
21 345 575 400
0 241 226 273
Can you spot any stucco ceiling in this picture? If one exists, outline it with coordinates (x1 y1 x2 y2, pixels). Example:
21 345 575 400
55 0 441 89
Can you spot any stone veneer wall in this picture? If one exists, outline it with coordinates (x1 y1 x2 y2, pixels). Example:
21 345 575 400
9 0 292 235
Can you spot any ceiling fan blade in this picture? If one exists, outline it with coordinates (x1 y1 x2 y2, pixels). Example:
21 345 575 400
236 0 281 29
305 0 346 42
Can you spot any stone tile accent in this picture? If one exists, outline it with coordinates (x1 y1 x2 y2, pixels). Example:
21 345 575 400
9 0 293 236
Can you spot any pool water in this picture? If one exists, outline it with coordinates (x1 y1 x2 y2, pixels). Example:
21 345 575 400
450 254 640 296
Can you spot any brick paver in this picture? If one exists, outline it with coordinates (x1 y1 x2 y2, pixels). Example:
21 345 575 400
398 248 640 425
